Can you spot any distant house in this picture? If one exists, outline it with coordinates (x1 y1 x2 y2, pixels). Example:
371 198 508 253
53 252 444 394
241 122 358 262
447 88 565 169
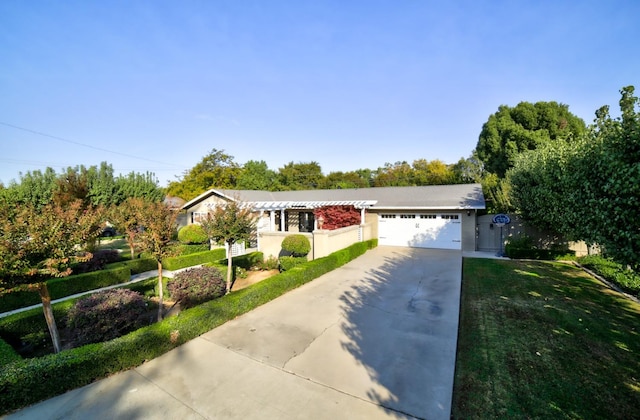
181 184 485 259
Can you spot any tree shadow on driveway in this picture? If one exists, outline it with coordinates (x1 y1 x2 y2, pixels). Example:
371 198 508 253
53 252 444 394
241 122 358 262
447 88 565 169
339 248 462 420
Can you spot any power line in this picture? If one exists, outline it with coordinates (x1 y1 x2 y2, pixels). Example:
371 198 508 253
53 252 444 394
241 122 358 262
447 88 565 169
0 121 186 169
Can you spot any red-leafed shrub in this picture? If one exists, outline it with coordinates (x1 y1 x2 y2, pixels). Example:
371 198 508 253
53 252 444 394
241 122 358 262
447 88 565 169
73 249 121 273
66 289 148 346
167 266 226 308
314 205 361 230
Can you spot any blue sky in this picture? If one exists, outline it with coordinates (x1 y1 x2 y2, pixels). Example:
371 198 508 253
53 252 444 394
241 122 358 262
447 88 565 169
1 0 639 187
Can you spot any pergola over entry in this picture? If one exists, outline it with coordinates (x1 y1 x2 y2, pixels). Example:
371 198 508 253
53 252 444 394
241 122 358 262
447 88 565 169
250 200 377 211
250 200 377 232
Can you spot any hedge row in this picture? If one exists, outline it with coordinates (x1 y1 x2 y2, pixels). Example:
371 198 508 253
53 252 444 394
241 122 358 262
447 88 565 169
0 338 20 366
1 250 229 315
162 249 227 271
105 258 158 275
0 239 377 415
0 267 131 314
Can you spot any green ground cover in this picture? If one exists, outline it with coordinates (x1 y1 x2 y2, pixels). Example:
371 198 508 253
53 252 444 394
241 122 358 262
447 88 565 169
453 258 640 419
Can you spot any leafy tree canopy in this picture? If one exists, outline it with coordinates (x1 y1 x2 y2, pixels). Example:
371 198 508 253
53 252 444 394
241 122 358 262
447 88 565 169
476 101 586 177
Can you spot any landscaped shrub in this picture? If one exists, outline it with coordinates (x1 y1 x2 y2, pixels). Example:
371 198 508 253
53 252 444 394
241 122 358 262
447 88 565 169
281 234 311 257
221 252 265 270
0 337 21 366
106 258 158 275
258 256 279 270
0 239 378 415
0 266 131 314
177 224 208 244
505 236 574 260
167 266 226 308
66 289 149 346
162 249 226 271
73 249 122 274
0 301 75 358
178 243 211 255
279 256 308 272
578 255 640 296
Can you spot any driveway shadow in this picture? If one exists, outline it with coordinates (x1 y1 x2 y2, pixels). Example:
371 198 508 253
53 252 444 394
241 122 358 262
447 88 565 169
339 248 462 420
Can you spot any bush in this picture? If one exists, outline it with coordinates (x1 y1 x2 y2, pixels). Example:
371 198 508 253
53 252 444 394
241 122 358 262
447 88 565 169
178 243 211 255
0 266 131 314
258 256 279 270
279 256 308 271
66 289 149 346
106 258 158 275
505 236 574 260
220 252 264 270
281 234 311 257
0 239 377 415
578 255 640 296
0 338 21 367
177 225 208 244
167 266 226 308
73 249 122 274
162 249 226 271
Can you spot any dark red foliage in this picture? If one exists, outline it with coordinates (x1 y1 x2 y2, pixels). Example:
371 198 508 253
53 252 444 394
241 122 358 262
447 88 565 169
167 266 226 308
314 205 361 230
74 249 121 273
66 289 148 346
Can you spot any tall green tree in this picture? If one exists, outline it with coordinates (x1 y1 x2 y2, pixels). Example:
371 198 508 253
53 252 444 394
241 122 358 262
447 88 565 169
318 171 370 189
0 200 102 352
277 161 324 190
372 161 414 187
136 200 178 321
166 149 239 200
236 160 280 190
200 200 257 294
476 101 586 177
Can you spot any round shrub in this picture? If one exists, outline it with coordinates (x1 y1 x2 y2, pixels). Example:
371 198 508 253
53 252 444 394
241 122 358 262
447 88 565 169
177 224 208 244
66 289 148 346
279 256 308 272
281 234 311 257
167 266 226 308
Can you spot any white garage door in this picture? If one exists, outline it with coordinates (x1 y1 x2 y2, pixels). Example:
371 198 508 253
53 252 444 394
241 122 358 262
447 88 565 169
378 213 462 250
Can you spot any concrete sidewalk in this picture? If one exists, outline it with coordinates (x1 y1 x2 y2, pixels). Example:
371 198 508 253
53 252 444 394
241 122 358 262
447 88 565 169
5 247 463 420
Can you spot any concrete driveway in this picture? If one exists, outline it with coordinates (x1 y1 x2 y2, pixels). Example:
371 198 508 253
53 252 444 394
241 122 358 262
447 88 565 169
6 246 462 420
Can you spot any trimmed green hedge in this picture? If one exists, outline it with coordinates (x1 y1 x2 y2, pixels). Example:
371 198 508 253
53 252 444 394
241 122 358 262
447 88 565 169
0 267 131 314
505 236 574 260
105 258 158 275
177 244 210 255
162 249 226 271
221 252 264 270
0 239 377 414
0 338 20 367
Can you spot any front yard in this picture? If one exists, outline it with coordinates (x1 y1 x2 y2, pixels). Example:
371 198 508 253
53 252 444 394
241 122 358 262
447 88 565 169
453 258 640 418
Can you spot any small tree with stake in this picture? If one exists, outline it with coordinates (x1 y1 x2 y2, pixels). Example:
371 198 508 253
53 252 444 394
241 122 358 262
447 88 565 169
0 200 102 353
200 200 257 294
135 200 178 321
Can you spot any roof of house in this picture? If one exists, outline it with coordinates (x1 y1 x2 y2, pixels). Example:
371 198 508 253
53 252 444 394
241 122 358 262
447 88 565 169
182 183 485 211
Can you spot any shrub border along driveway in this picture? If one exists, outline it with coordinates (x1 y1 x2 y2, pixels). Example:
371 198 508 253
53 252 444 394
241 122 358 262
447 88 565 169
0 240 377 415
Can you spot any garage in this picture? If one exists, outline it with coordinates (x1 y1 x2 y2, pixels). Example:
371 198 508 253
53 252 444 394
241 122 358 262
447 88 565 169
377 213 462 250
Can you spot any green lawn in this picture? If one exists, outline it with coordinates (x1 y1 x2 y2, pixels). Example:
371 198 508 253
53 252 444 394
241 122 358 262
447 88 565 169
453 258 640 419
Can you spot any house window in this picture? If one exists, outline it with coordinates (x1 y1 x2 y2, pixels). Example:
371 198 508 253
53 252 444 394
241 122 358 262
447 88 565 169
441 214 459 220
192 212 207 223
299 211 314 232
381 214 396 219
400 214 416 219
420 214 436 219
